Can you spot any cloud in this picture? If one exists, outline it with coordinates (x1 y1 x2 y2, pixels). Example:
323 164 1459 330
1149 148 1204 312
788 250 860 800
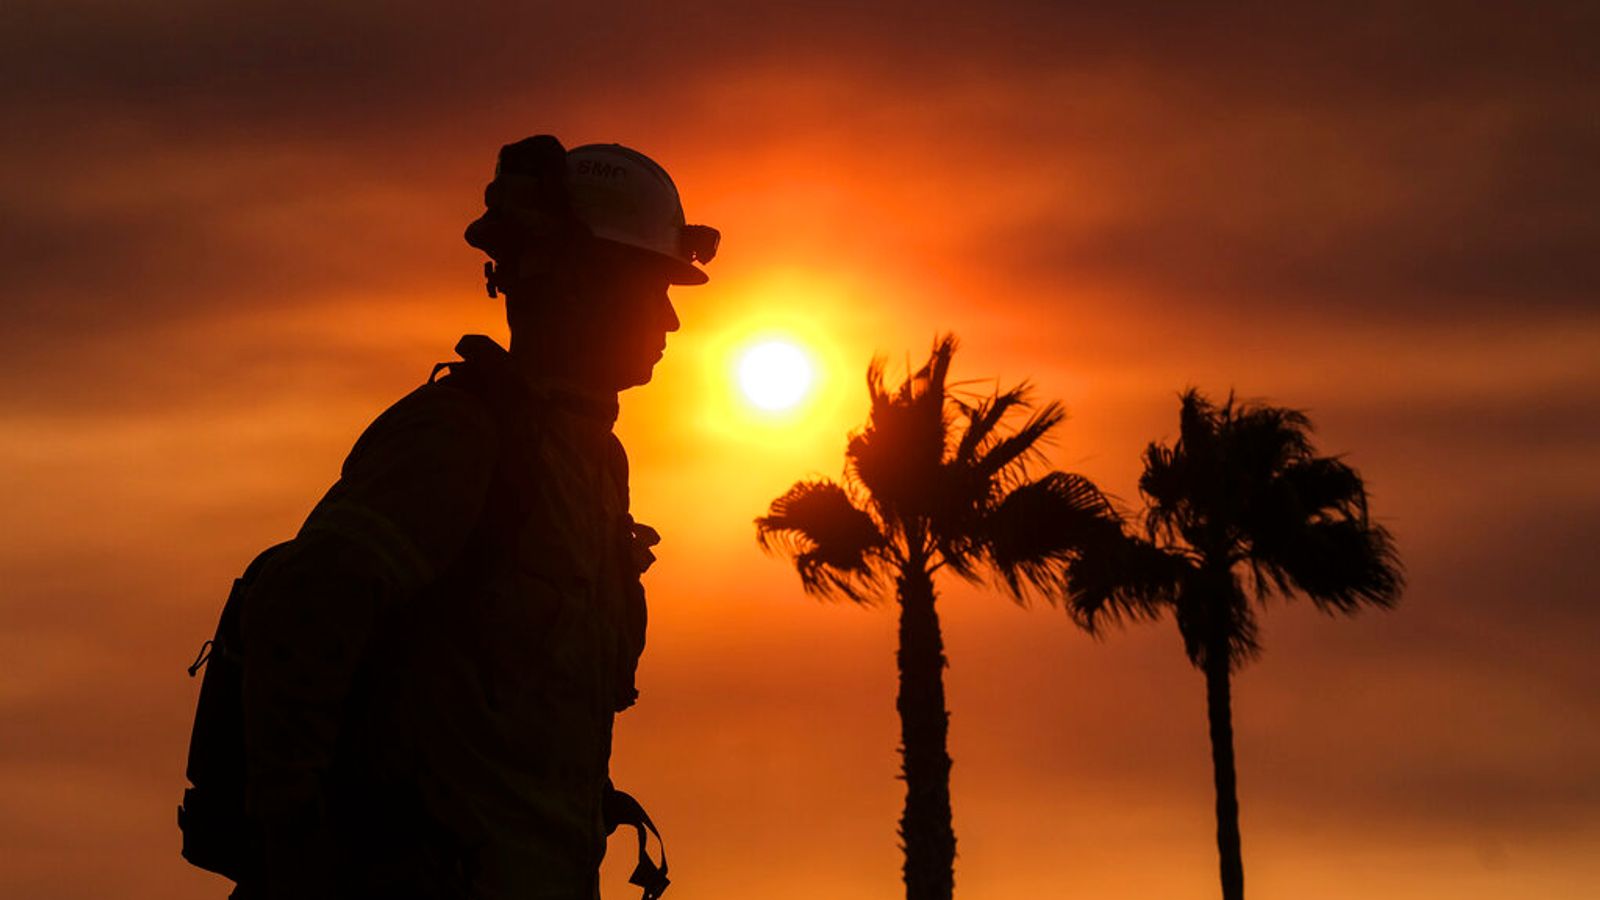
3 0 1592 364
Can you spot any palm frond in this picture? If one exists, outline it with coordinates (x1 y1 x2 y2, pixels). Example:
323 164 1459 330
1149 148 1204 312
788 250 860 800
916 333 959 400
1227 401 1315 477
755 479 889 603
847 335 958 527
933 381 1052 575
1257 518 1403 613
980 471 1121 603
1277 455 1367 520
1138 440 1187 543
926 464 991 580
973 400 1066 486
1238 455 1371 599
1065 533 1188 635
1173 580 1262 672
1176 388 1223 465
952 383 1031 466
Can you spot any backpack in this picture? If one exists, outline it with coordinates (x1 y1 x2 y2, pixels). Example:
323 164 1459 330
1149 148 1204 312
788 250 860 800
177 540 289 882
178 339 668 897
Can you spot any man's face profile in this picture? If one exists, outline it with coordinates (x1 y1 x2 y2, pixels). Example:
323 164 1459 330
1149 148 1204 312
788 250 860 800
585 240 680 390
510 237 679 391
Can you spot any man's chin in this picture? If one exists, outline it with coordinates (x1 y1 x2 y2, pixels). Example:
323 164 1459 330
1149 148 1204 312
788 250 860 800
614 361 660 391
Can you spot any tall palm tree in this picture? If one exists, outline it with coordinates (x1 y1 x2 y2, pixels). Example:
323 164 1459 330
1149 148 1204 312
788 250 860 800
1069 389 1404 900
756 335 1122 900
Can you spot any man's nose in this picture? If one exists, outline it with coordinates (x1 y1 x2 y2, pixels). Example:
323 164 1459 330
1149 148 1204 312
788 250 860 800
662 295 680 333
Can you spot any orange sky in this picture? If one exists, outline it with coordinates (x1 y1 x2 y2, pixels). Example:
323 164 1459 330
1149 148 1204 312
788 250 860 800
2 3 1598 898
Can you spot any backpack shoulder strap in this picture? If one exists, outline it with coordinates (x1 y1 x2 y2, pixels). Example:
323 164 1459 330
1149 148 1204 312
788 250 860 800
426 337 552 562
427 335 545 441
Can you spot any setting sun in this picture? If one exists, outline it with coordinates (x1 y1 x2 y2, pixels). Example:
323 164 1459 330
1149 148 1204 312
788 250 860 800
737 339 814 411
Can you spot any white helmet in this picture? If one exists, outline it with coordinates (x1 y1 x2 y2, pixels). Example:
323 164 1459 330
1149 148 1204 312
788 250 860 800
465 136 718 287
566 143 718 285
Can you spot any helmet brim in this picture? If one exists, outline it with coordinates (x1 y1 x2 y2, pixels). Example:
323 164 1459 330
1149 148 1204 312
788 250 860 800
466 220 709 286
594 237 709 286
663 256 710 286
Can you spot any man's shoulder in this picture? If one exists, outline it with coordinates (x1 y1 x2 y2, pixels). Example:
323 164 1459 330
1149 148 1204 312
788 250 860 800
298 374 505 592
344 371 503 473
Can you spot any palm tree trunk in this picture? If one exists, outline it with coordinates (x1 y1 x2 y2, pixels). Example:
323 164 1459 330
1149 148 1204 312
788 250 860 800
895 565 955 900
1203 647 1245 900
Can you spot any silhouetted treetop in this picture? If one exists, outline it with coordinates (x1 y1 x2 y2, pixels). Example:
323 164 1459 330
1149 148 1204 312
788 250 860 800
758 334 1126 608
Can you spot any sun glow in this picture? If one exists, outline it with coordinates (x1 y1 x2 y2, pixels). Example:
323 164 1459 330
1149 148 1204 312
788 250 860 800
737 340 813 411
681 269 867 452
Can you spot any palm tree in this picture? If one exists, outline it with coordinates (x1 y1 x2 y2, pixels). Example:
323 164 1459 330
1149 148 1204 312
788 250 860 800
755 335 1122 900
1069 389 1404 900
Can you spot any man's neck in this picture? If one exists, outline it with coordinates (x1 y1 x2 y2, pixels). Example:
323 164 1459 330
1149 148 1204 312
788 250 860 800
509 334 618 394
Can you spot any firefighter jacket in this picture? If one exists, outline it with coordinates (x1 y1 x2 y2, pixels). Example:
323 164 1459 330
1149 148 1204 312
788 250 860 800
240 335 653 899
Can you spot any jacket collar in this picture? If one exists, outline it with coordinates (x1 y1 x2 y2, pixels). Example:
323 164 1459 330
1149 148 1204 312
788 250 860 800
454 334 620 425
